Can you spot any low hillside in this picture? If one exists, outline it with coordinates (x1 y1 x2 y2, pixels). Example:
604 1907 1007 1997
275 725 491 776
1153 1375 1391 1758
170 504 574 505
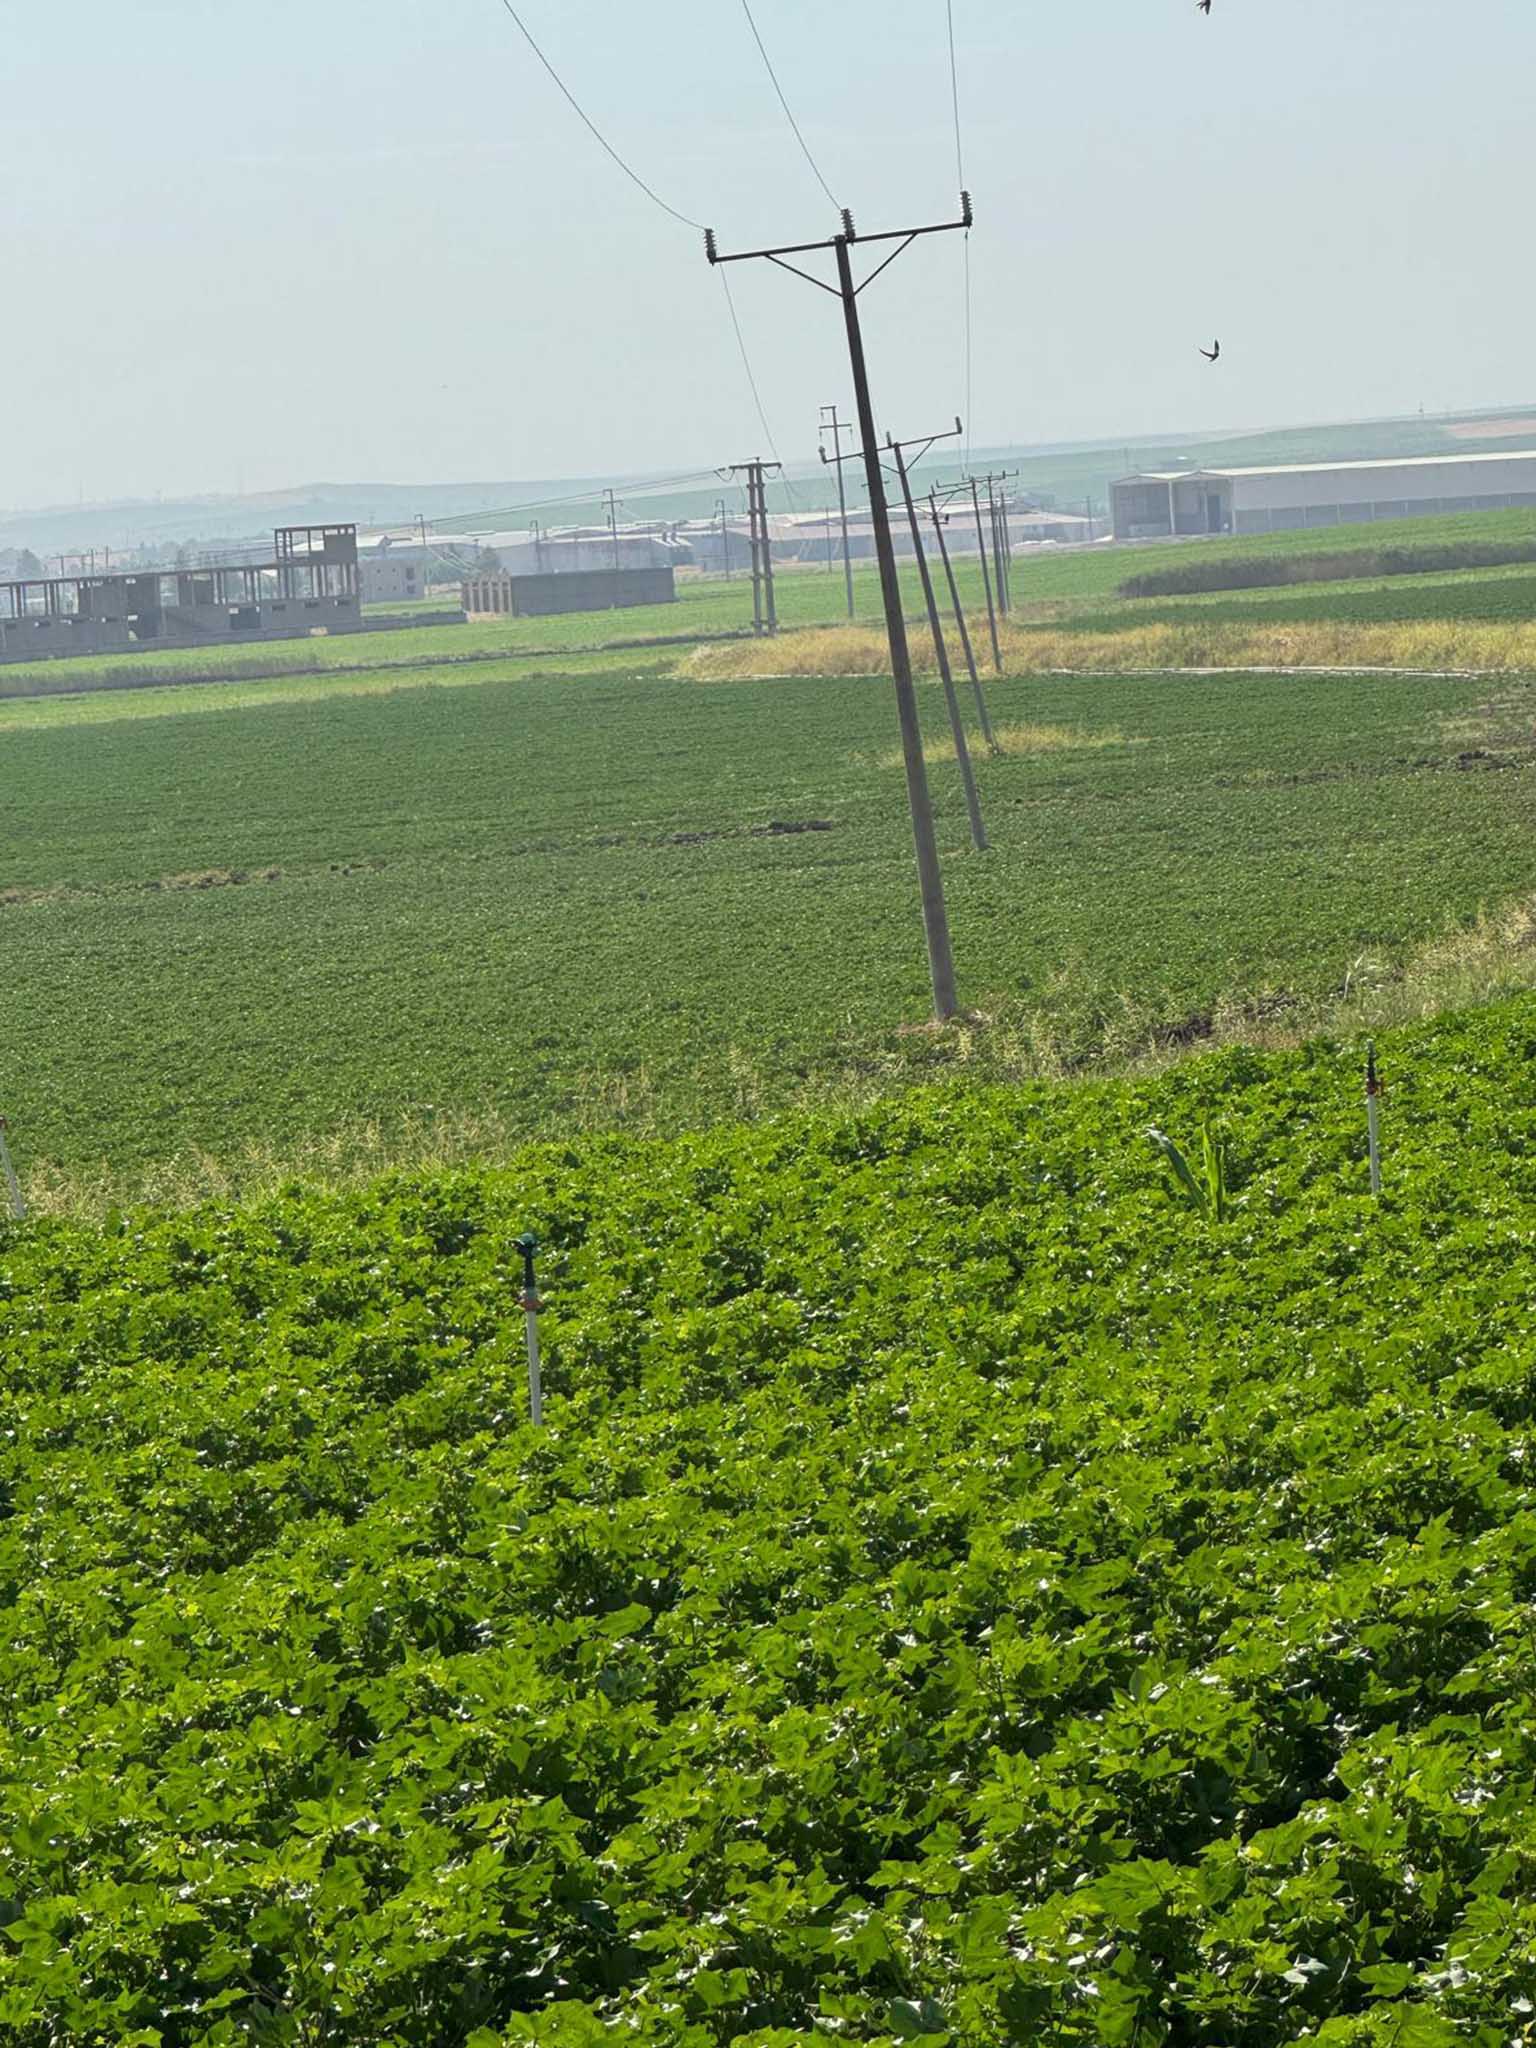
4 1000 1536 2044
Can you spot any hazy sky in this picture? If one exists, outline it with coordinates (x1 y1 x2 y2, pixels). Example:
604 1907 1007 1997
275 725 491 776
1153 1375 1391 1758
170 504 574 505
3 0 1531 508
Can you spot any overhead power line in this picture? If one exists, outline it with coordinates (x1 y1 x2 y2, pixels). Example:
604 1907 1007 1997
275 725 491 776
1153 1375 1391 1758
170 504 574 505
492 0 703 229
946 0 966 189
487 2 795 515
739 0 841 211
391 470 728 539
947 0 975 469
719 272 782 463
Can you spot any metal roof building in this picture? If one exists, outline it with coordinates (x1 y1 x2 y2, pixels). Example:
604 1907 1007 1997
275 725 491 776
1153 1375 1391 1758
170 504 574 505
1111 448 1536 541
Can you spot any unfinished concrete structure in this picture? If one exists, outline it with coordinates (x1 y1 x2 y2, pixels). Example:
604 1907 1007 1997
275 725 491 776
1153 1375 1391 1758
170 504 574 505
0 525 362 662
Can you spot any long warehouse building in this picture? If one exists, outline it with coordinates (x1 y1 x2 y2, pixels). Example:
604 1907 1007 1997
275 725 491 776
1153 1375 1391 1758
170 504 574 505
1111 448 1536 541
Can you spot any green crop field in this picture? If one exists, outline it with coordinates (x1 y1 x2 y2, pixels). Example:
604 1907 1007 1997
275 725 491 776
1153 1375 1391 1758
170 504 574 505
1066 562 1536 634
5 644 1536 1204
8 507 1536 706
7 502 1536 2046
5 998 1536 2044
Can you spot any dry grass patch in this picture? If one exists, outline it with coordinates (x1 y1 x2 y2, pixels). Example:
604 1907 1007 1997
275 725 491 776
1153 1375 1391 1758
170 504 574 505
684 627 894 681
875 721 1131 770
681 619 1536 681
998 619 1536 675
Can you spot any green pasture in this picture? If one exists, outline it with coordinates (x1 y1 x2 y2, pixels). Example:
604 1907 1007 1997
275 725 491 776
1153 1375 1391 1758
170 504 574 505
5 644 1536 1192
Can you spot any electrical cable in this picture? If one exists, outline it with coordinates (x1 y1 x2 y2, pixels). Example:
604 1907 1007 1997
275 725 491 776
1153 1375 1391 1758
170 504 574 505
392 470 728 541
946 0 975 473
487 2 800 529
739 0 841 212
719 270 785 474
492 0 703 229
946 0 965 190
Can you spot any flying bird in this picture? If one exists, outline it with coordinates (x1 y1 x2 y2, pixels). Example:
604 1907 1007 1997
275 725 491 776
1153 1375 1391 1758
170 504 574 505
1199 340 1221 362
1197 0 1212 13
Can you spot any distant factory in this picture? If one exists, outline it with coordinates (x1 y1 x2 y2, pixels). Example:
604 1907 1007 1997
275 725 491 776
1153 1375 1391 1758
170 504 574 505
1111 449 1536 541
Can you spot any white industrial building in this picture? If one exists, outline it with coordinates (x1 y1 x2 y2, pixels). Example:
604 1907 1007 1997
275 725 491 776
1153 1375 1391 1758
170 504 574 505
776 504 1094 564
1111 448 1536 541
357 526 689 602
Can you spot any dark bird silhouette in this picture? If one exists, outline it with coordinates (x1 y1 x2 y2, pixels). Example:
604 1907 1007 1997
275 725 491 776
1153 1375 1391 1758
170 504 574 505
1197 0 1212 13
1199 340 1221 362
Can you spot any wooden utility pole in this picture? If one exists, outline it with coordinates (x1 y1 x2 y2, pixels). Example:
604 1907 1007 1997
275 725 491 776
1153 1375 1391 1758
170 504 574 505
890 424 987 853
724 459 781 634
707 198 974 1020
819 403 857 618
930 486 997 751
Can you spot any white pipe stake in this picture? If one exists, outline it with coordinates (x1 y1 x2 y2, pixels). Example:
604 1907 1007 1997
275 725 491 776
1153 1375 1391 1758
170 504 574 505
0 1118 25 1221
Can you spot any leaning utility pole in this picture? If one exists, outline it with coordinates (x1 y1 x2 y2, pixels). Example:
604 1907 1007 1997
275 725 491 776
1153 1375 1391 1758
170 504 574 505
889 422 987 853
985 474 1008 615
716 497 734 580
930 486 997 751
967 476 1003 673
723 459 782 635
819 403 857 618
707 198 974 1021
971 471 1018 616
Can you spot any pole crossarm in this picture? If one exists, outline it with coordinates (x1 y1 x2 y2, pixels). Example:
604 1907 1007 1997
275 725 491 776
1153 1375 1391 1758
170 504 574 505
705 194 972 271
885 419 964 476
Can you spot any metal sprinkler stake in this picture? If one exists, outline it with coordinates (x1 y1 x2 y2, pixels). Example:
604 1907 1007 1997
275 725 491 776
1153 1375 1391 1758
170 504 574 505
517 1233 545 1427
1366 1043 1383 1198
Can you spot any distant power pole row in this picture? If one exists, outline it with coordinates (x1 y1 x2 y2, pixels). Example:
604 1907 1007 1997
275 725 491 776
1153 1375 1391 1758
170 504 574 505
819 403 856 619
723 458 781 636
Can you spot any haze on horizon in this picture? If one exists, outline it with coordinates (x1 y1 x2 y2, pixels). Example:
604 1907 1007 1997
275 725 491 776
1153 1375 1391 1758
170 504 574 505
2 0 1530 511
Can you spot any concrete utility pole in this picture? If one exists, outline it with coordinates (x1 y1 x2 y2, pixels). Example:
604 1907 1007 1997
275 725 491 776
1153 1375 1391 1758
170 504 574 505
707 196 975 1021
819 403 857 618
889 423 987 853
985 475 1009 615
930 485 997 751
968 476 1003 673
604 488 621 594
723 459 781 635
